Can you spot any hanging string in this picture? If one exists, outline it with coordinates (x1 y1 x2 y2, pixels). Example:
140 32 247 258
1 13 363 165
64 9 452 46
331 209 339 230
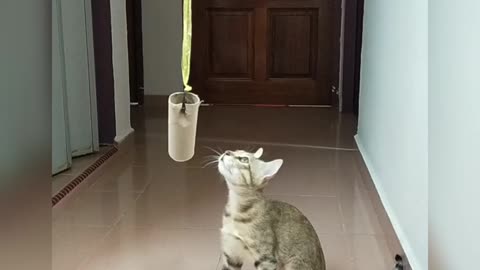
181 0 193 113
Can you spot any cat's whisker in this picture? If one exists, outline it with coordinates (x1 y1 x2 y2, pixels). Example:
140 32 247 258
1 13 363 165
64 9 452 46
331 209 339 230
201 154 221 166
204 146 222 156
203 154 219 160
216 146 224 154
202 155 220 163
202 159 219 168
202 159 219 166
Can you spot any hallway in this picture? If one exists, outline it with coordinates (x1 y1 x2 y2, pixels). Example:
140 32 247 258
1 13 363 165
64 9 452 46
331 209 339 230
53 104 395 270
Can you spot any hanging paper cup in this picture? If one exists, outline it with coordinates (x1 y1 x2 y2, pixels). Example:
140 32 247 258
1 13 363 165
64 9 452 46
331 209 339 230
168 92 201 162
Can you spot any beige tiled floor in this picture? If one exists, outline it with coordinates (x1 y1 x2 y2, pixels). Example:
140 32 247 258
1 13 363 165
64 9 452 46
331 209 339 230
52 105 395 270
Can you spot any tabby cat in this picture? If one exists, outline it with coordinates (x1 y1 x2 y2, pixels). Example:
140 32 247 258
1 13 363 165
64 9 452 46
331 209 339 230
218 148 326 270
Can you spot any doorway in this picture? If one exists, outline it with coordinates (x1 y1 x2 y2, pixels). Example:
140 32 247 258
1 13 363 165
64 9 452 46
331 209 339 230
342 0 364 115
190 0 341 105
126 0 145 105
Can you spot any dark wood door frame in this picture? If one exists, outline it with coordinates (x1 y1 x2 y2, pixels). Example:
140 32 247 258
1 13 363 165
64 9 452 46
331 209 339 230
126 0 144 105
342 0 364 115
331 0 342 108
91 0 116 144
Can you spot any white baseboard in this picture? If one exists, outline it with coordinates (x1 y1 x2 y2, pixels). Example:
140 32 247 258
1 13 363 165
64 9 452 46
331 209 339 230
354 134 424 270
114 127 134 143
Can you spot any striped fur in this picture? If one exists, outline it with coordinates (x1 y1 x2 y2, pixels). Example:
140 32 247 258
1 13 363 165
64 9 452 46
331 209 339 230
218 149 326 270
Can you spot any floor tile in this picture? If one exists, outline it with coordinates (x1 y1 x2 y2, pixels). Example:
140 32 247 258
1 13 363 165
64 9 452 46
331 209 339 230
54 191 140 227
121 168 226 229
348 235 392 270
196 106 358 149
319 234 355 270
80 226 220 270
52 223 110 270
338 182 384 235
90 165 152 193
265 168 338 197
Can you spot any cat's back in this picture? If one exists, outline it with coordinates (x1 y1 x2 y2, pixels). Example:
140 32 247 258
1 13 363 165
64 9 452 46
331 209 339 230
267 199 318 236
267 199 326 270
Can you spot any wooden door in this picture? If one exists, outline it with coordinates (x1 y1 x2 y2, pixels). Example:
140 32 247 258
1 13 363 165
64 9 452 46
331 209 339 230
191 0 340 105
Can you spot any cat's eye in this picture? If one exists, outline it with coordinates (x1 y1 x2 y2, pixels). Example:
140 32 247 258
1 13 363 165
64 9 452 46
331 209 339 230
238 157 249 163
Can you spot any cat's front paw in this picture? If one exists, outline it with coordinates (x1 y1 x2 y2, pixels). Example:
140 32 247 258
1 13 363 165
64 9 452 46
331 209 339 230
254 256 278 270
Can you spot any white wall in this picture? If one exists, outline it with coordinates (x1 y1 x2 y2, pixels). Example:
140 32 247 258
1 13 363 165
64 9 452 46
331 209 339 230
429 1 480 269
110 0 134 142
0 1 51 268
142 0 182 95
355 1 428 270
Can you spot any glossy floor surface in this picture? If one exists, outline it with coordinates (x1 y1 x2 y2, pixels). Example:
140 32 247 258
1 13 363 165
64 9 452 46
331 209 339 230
53 104 395 270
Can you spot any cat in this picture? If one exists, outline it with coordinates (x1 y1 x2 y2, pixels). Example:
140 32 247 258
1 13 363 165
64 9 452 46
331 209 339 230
218 148 326 270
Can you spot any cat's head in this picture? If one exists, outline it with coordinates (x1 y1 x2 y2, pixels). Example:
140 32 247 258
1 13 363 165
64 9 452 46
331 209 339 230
218 148 283 190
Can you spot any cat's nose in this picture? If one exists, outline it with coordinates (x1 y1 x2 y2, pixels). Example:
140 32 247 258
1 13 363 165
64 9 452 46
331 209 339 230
225 150 233 156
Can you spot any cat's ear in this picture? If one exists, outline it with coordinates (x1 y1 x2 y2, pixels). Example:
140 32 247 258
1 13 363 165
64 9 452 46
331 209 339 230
259 159 283 182
254 148 264 159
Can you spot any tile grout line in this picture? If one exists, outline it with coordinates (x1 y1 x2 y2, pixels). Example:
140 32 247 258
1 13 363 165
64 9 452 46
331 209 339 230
137 133 359 152
198 138 360 151
76 215 125 270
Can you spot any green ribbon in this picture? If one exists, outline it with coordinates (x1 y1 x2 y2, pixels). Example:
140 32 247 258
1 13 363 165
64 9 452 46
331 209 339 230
181 0 192 92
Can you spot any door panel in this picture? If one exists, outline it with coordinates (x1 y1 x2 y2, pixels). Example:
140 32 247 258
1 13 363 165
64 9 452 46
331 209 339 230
52 0 72 174
192 0 339 105
268 9 317 78
60 0 99 156
208 9 254 79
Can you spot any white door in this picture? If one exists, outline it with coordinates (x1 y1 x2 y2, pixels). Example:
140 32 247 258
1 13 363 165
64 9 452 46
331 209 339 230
52 0 72 174
60 0 99 157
